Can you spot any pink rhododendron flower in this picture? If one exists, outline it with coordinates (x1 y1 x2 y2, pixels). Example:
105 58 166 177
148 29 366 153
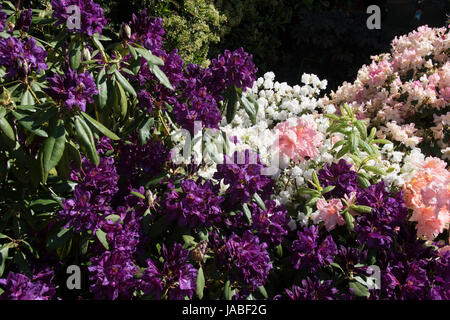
274 118 323 163
314 198 345 232
404 157 450 240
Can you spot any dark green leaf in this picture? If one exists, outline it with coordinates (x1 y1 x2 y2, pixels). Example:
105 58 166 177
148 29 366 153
149 64 174 90
42 119 66 172
114 70 137 97
81 112 120 140
95 229 109 250
349 281 370 298
196 267 205 300
0 245 9 277
69 41 82 70
74 116 99 166
96 67 108 109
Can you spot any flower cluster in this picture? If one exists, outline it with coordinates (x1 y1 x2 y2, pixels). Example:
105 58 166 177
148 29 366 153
51 0 107 36
44 69 98 112
323 25 450 160
0 270 55 300
0 37 47 79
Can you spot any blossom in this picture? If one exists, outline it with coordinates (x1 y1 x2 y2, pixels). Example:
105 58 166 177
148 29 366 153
314 198 345 232
15 9 32 32
51 0 107 36
0 270 56 300
290 225 337 272
164 179 224 227
44 69 98 112
249 200 290 245
88 250 138 300
213 150 274 209
208 47 257 94
318 159 360 199
215 231 272 290
404 157 450 240
285 278 338 300
128 10 165 54
0 37 47 79
0 4 6 32
274 118 323 163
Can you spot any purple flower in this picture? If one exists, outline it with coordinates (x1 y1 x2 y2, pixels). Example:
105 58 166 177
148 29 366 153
216 231 272 291
355 182 408 249
0 270 55 300
164 179 224 228
285 278 338 300
44 69 98 112
173 94 222 132
208 48 257 94
117 136 169 185
15 9 32 32
143 243 197 300
141 259 163 299
213 150 274 209
0 5 6 32
58 156 119 232
128 10 165 54
88 250 138 300
137 90 154 113
290 225 337 272
0 37 47 79
318 159 360 199
51 0 107 36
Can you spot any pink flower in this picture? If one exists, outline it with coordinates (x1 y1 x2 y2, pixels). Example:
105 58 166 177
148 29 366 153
274 118 323 163
314 198 345 232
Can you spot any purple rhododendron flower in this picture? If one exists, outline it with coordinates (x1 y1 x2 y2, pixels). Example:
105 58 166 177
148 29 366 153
58 155 119 232
164 179 224 228
88 250 138 300
290 225 337 272
0 36 47 79
51 0 107 36
15 8 32 32
208 47 258 93
215 231 272 290
0 5 6 32
45 69 98 112
0 270 55 300
285 277 338 300
128 9 165 55
318 159 360 199
214 150 274 209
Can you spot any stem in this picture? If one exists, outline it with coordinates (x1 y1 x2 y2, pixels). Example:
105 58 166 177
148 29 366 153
28 86 41 105
158 109 171 135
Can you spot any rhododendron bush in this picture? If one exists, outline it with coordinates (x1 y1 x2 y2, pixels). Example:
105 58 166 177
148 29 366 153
0 1 448 301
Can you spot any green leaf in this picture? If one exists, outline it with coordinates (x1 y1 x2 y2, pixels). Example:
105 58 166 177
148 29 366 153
149 64 174 90
114 70 137 97
130 191 145 199
81 112 120 140
225 87 238 124
368 127 377 140
21 90 35 106
74 116 99 166
0 116 15 143
242 203 252 226
47 228 72 250
350 205 372 213
349 131 358 153
69 40 82 70
134 46 164 66
298 187 322 197
358 175 371 189
363 165 386 176
56 142 71 181
43 119 66 172
224 280 233 300
358 139 375 155
252 193 266 211
349 281 370 298
11 110 48 137
112 80 128 118
322 185 336 194
372 139 392 145
96 68 108 109
330 262 345 273
138 117 155 146
239 95 256 125
336 144 350 158
95 229 109 250
196 267 205 300
0 245 9 277
127 44 138 60
355 120 367 140
92 33 105 55
332 139 347 150
343 210 354 232
258 286 268 299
